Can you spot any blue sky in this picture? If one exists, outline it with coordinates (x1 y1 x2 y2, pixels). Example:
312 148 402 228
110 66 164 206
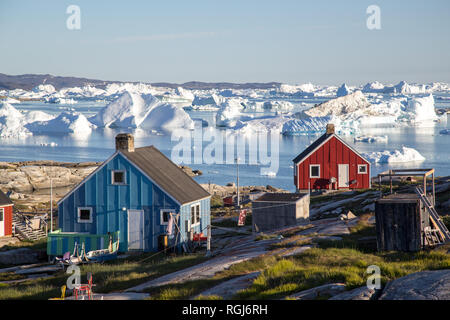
0 0 449 85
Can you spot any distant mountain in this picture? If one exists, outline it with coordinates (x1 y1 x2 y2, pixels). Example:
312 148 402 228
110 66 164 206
0 73 281 91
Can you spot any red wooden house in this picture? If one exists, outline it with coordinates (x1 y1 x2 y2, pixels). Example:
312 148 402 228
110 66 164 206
293 124 371 191
0 190 13 237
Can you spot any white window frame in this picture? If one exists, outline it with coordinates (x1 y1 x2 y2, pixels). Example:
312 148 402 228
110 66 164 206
190 203 201 226
309 164 320 178
160 209 174 226
358 164 368 174
0 208 4 222
77 207 93 223
111 170 126 185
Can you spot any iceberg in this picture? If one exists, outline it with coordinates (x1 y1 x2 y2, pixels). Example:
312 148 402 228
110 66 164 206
192 94 225 107
354 135 388 143
91 91 194 130
304 91 371 117
364 146 425 163
26 112 95 136
336 83 350 97
403 94 437 122
0 103 32 138
215 98 247 127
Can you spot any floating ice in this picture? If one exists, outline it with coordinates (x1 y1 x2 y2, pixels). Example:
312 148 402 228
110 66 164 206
0 103 32 138
26 112 95 136
354 135 388 143
336 83 350 97
364 146 425 163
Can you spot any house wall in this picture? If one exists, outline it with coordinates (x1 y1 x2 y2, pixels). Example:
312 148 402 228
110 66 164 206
58 153 198 252
1 205 13 236
252 195 309 232
295 136 370 190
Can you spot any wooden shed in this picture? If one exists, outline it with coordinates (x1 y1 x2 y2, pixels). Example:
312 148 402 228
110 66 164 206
293 124 371 191
251 193 309 233
0 190 13 237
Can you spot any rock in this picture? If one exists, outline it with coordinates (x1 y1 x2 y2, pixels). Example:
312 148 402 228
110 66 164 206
289 283 347 300
195 272 261 299
0 248 40 265
226 182 236 187
339 211 357 220
329 286 377 300
379 270 450 300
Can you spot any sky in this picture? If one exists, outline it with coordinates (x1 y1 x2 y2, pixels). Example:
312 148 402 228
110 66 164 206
0 0 449 85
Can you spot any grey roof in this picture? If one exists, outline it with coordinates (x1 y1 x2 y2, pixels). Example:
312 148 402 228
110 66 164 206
292 132 332 164
0 190 13 206
121 146 210 205
253 192 307 203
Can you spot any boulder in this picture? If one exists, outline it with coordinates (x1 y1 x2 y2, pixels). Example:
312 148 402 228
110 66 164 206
379 270 450 300
329 286 377 300
289 283 346 300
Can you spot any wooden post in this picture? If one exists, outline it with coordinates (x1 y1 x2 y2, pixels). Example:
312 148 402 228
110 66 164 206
206 224 211 256
389 170 393 194
378 175 382 198
424 174 427 198
432 172 435 206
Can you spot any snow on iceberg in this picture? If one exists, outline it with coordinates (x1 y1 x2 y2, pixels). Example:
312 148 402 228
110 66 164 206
174 87 194 101
364 146 425 163
91 91 194 130
403 94 437 122
216 98 247 127
0 103 32 138
26 112 96 136
304 91 371 117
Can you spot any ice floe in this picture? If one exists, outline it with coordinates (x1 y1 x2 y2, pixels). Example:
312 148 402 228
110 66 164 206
26 112 95 136
364 146 425 163
354 135 388 143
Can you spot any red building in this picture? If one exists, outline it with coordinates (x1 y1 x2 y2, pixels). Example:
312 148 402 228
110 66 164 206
0 190 13 237
293 124 371 191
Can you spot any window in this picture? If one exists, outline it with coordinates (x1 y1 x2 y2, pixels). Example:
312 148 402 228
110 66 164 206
191 203 200 226
358 164 368 174
77 207 93 223
0 208 3 222
160 209 174 225
294 165 297 176
309 165 320 178
112 170 126 185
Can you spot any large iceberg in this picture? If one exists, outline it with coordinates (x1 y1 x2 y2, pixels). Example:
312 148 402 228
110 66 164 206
91 91 194 130
26 112 95 136
364 146 425 163
403 94 437 122
0 103 32 137
215 98 247 127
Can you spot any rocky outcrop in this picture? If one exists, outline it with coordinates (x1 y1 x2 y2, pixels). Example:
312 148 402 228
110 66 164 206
288 283 346 300
329 286 377 300
379 270 450 300
0 161 201 193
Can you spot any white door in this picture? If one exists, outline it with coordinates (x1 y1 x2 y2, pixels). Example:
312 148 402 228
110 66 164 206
0 208 4 236
128 210 144 250
338 164 349 188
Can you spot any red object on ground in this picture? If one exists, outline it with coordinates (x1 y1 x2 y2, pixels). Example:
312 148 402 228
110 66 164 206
193 233 207 242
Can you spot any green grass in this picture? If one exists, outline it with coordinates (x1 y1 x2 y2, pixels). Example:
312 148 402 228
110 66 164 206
0 253 207 300
0 238 47 252
233 246 450 300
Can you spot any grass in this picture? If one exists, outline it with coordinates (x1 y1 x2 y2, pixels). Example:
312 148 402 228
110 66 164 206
0 238 47 252
0 253 207 300
233 245 450 300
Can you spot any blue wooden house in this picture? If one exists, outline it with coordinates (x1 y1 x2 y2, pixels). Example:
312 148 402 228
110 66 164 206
47 133 211 256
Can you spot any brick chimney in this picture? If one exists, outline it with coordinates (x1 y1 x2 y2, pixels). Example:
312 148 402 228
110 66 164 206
115 133 135 152
326 123 335 135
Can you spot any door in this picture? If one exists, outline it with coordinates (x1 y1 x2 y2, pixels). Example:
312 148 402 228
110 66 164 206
128 210 144 250
338 164 349 188
0 208 4 236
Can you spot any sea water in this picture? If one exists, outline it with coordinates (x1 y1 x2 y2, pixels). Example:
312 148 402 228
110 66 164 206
1 96 449 192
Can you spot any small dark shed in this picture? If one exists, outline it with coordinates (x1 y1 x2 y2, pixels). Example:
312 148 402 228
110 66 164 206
375 193 430 252
251 193 310 233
